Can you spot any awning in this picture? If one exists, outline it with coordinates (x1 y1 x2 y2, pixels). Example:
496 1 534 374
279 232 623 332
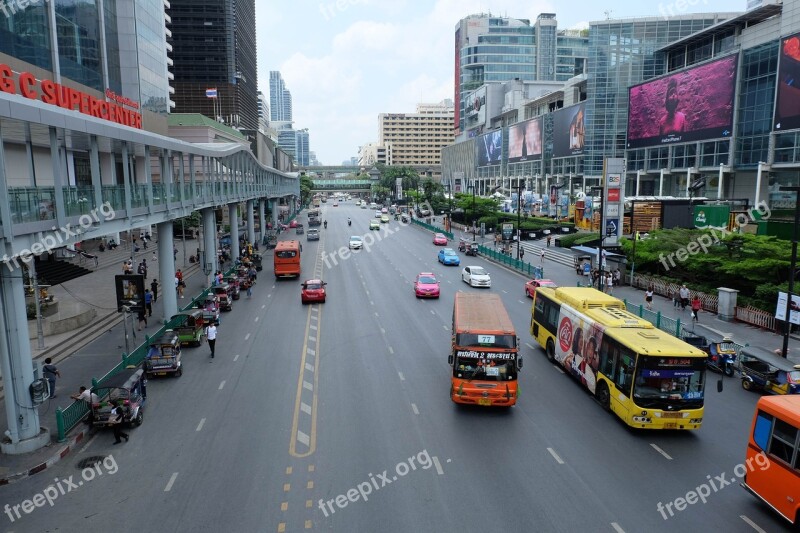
571 245 624 258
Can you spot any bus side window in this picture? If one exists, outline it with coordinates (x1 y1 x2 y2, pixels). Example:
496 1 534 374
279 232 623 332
768 419 798 465
752 412 773 451
599 339 613 377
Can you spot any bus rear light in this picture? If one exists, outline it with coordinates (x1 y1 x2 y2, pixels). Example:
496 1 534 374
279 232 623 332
633 416 652 424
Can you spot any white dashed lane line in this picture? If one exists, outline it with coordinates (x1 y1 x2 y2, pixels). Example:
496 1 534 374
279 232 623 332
196 418 206 432
164 473 179 492
218 380 226 390
547 448 565 464
650 444 673 460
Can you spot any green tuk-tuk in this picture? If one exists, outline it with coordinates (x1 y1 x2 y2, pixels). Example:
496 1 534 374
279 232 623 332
169 309 206 346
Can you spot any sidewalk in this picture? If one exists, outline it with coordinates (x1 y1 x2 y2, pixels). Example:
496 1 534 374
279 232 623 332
0 238 209 484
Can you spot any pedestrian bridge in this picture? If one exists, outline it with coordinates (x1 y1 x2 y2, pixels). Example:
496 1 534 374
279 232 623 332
311 179 372 192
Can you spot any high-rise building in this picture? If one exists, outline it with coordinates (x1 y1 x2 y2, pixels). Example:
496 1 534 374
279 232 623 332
358 143 387 166
168 0 259 131
278 128 297 160
295 129 310 166
270 71 293 122
379 100 455 176
0 0 174 133
257 90 270 133
453 13 588 134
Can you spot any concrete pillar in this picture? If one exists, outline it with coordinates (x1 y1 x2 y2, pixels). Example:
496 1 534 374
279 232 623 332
157 220 178 316
717 288 739 322
258 199 266 242
246 199 255 245
229 203 240 262
202 207 218 282
270 199 279 227
0 256 49 453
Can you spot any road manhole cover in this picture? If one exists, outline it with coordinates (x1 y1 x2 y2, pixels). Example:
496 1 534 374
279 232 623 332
76 455 108 469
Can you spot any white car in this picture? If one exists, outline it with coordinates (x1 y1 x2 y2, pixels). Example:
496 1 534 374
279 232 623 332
375 210 382 218
462 266 491 287
349 235 363 250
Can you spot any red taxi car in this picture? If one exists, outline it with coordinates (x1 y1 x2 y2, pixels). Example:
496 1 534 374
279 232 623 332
432 233 448 246
525 278 557 298
301 279 327 303
414 272 440 299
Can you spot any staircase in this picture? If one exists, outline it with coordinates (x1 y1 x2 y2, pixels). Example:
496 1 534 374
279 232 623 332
32 258 93 286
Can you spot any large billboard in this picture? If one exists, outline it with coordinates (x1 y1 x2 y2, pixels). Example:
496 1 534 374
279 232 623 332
464 86 487 124
552 103 585 157
507 117 543 162
774 32 800 132
475 130 503 167
626 54 738 149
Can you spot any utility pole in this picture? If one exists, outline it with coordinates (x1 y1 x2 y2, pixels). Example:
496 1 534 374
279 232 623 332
516 180 522 260
780 186 800 358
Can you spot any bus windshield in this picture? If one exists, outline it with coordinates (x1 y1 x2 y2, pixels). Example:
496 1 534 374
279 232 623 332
453 351 517 381
455 334 516 349
633 356 705 407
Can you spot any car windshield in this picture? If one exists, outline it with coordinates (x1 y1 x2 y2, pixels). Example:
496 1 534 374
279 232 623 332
350 236 362 241
436 234 445 238
418 276 437 284
471 267 487 276
305 283 323 290
444 250 456 256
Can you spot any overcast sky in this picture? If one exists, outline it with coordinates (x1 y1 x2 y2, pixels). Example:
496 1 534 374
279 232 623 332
258 0 745 165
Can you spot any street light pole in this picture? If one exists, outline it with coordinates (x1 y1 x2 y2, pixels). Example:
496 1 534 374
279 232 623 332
516 180 522 260
780 186 800 358
630 200 638 286
591 185 605 290
471 185 476 242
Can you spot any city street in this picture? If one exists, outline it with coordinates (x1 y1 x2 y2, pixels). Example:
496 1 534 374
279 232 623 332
0 202 791 532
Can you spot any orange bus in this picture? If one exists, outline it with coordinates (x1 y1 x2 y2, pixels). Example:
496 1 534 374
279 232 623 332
274 240 301 279
448 293 522 407
742 395 800 525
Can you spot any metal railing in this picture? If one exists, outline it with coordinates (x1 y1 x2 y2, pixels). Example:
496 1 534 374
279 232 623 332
478 245 544 279
410 218 453 240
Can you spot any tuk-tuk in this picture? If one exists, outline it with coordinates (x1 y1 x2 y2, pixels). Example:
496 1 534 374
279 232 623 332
265 230 278 249
296 223 304 235
145 331 182 378
458 239 468 252
465 242 479 256
224 276 241 299
739 346 800 395
212 284 233 311
90 366 146 427
169 310 205 346
196 295 220 325
251 252 263 271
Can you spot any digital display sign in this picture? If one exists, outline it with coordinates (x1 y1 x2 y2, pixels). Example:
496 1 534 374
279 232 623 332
775 32 800 132
626 55 738 148
552 103 585 157
475 130 503 167
507 117 543 162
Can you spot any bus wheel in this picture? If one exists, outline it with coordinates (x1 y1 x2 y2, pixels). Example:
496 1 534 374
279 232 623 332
595 382 611 411
545 339 556 363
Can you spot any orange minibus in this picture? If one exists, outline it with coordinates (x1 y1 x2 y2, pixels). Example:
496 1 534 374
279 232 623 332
274 240 301 279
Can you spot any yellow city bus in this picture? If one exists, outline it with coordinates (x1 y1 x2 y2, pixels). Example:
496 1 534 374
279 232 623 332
449 293 522 407
531 287 706 429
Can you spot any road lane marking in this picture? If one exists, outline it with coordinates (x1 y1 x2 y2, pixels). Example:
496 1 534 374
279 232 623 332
300 402 312 414
375 312 379 317
526 343 535 350
611 523 625 533
77 433 99 454
286 467 292 474
218 380 226 390
281 502 288 511
443 325 448 330
290 303 321 458
432 456 445 475
388 346 394 354
309 336 316 342
305 363 314 372
244 333 251 340
164 472 178 492
547 448 565 464
262 304 266 309
254 317 259 322
307 348 315 355
380 327 386 334
233 354 239 362
430 309 436 315
297 431 310 446
502 290 508 294
740 515 766 532
310 324 317 331
553 365 564 374
398 372 405 381
519 300 525 304
650 443 673 460
370 300 374 305
411 403 419 414
196 418 206 432
303 380 313 391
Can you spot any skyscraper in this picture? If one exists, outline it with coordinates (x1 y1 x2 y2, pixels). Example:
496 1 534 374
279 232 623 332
295 129 310 166
168 0 259 131
257 90 270 133
270 71 293 122
453 13 588 134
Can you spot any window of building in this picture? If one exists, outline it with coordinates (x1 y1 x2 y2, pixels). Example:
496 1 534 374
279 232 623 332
671 144 697 169
736 41 778 167
647 147 669 170
775 133 800 164
700 141 730 167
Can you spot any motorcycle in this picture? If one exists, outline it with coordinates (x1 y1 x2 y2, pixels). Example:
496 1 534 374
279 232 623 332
324 221 328 229
348 219 352 226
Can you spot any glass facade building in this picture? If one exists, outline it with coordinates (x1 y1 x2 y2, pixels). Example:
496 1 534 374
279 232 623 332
269 71 293 122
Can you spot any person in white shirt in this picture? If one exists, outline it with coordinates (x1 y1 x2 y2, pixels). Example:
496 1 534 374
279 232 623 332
205 323 217 358
70 386 99 404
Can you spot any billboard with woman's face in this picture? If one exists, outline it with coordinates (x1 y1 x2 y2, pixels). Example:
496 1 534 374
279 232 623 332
552 103 585 157
775 32 800 132
508 117 543 162
626 54 738 149
475 130 503 167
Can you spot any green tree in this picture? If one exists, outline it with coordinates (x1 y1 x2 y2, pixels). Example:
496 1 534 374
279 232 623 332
377 165 420 192
299 174 314 205
454 193 499 226
371 185 391 203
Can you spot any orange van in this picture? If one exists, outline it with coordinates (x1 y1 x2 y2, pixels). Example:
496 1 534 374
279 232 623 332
274 240 301 279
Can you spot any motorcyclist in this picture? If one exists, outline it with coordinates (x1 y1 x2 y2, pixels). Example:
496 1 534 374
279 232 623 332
348 217 351 226
324 220 328 229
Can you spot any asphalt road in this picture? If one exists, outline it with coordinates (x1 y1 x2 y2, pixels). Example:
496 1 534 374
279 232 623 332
0 201 791 533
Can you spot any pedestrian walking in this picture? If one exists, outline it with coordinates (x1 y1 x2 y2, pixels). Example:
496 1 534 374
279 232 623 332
176 270 185 298
143 237 148 250
110 400 129 444
152 251 157 262
137 309 147 330
691 295 702 322
519 246 525 260
247 283 253 298
679 284 690 311
605 272 614 295
645 284 654 311
144 289 153 317
43 357 60 398
137 261 146 279
173 247 178 262
206 322 217 358
546 235 551 247
540 249 545 264
614 269 621 287
151 279 158 303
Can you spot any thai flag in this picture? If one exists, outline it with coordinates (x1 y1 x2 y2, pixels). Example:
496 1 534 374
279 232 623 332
206 88 218 98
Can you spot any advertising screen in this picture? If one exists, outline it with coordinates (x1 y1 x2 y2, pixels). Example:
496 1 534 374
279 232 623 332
552 103 585 157
774 32 800 132
507 117 543 162
626 54 738 149
475 130 503 167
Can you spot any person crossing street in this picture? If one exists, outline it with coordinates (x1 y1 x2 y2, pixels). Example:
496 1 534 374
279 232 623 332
206 322 217 358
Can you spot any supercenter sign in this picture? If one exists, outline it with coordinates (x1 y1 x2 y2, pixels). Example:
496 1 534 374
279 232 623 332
0 65 142 129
